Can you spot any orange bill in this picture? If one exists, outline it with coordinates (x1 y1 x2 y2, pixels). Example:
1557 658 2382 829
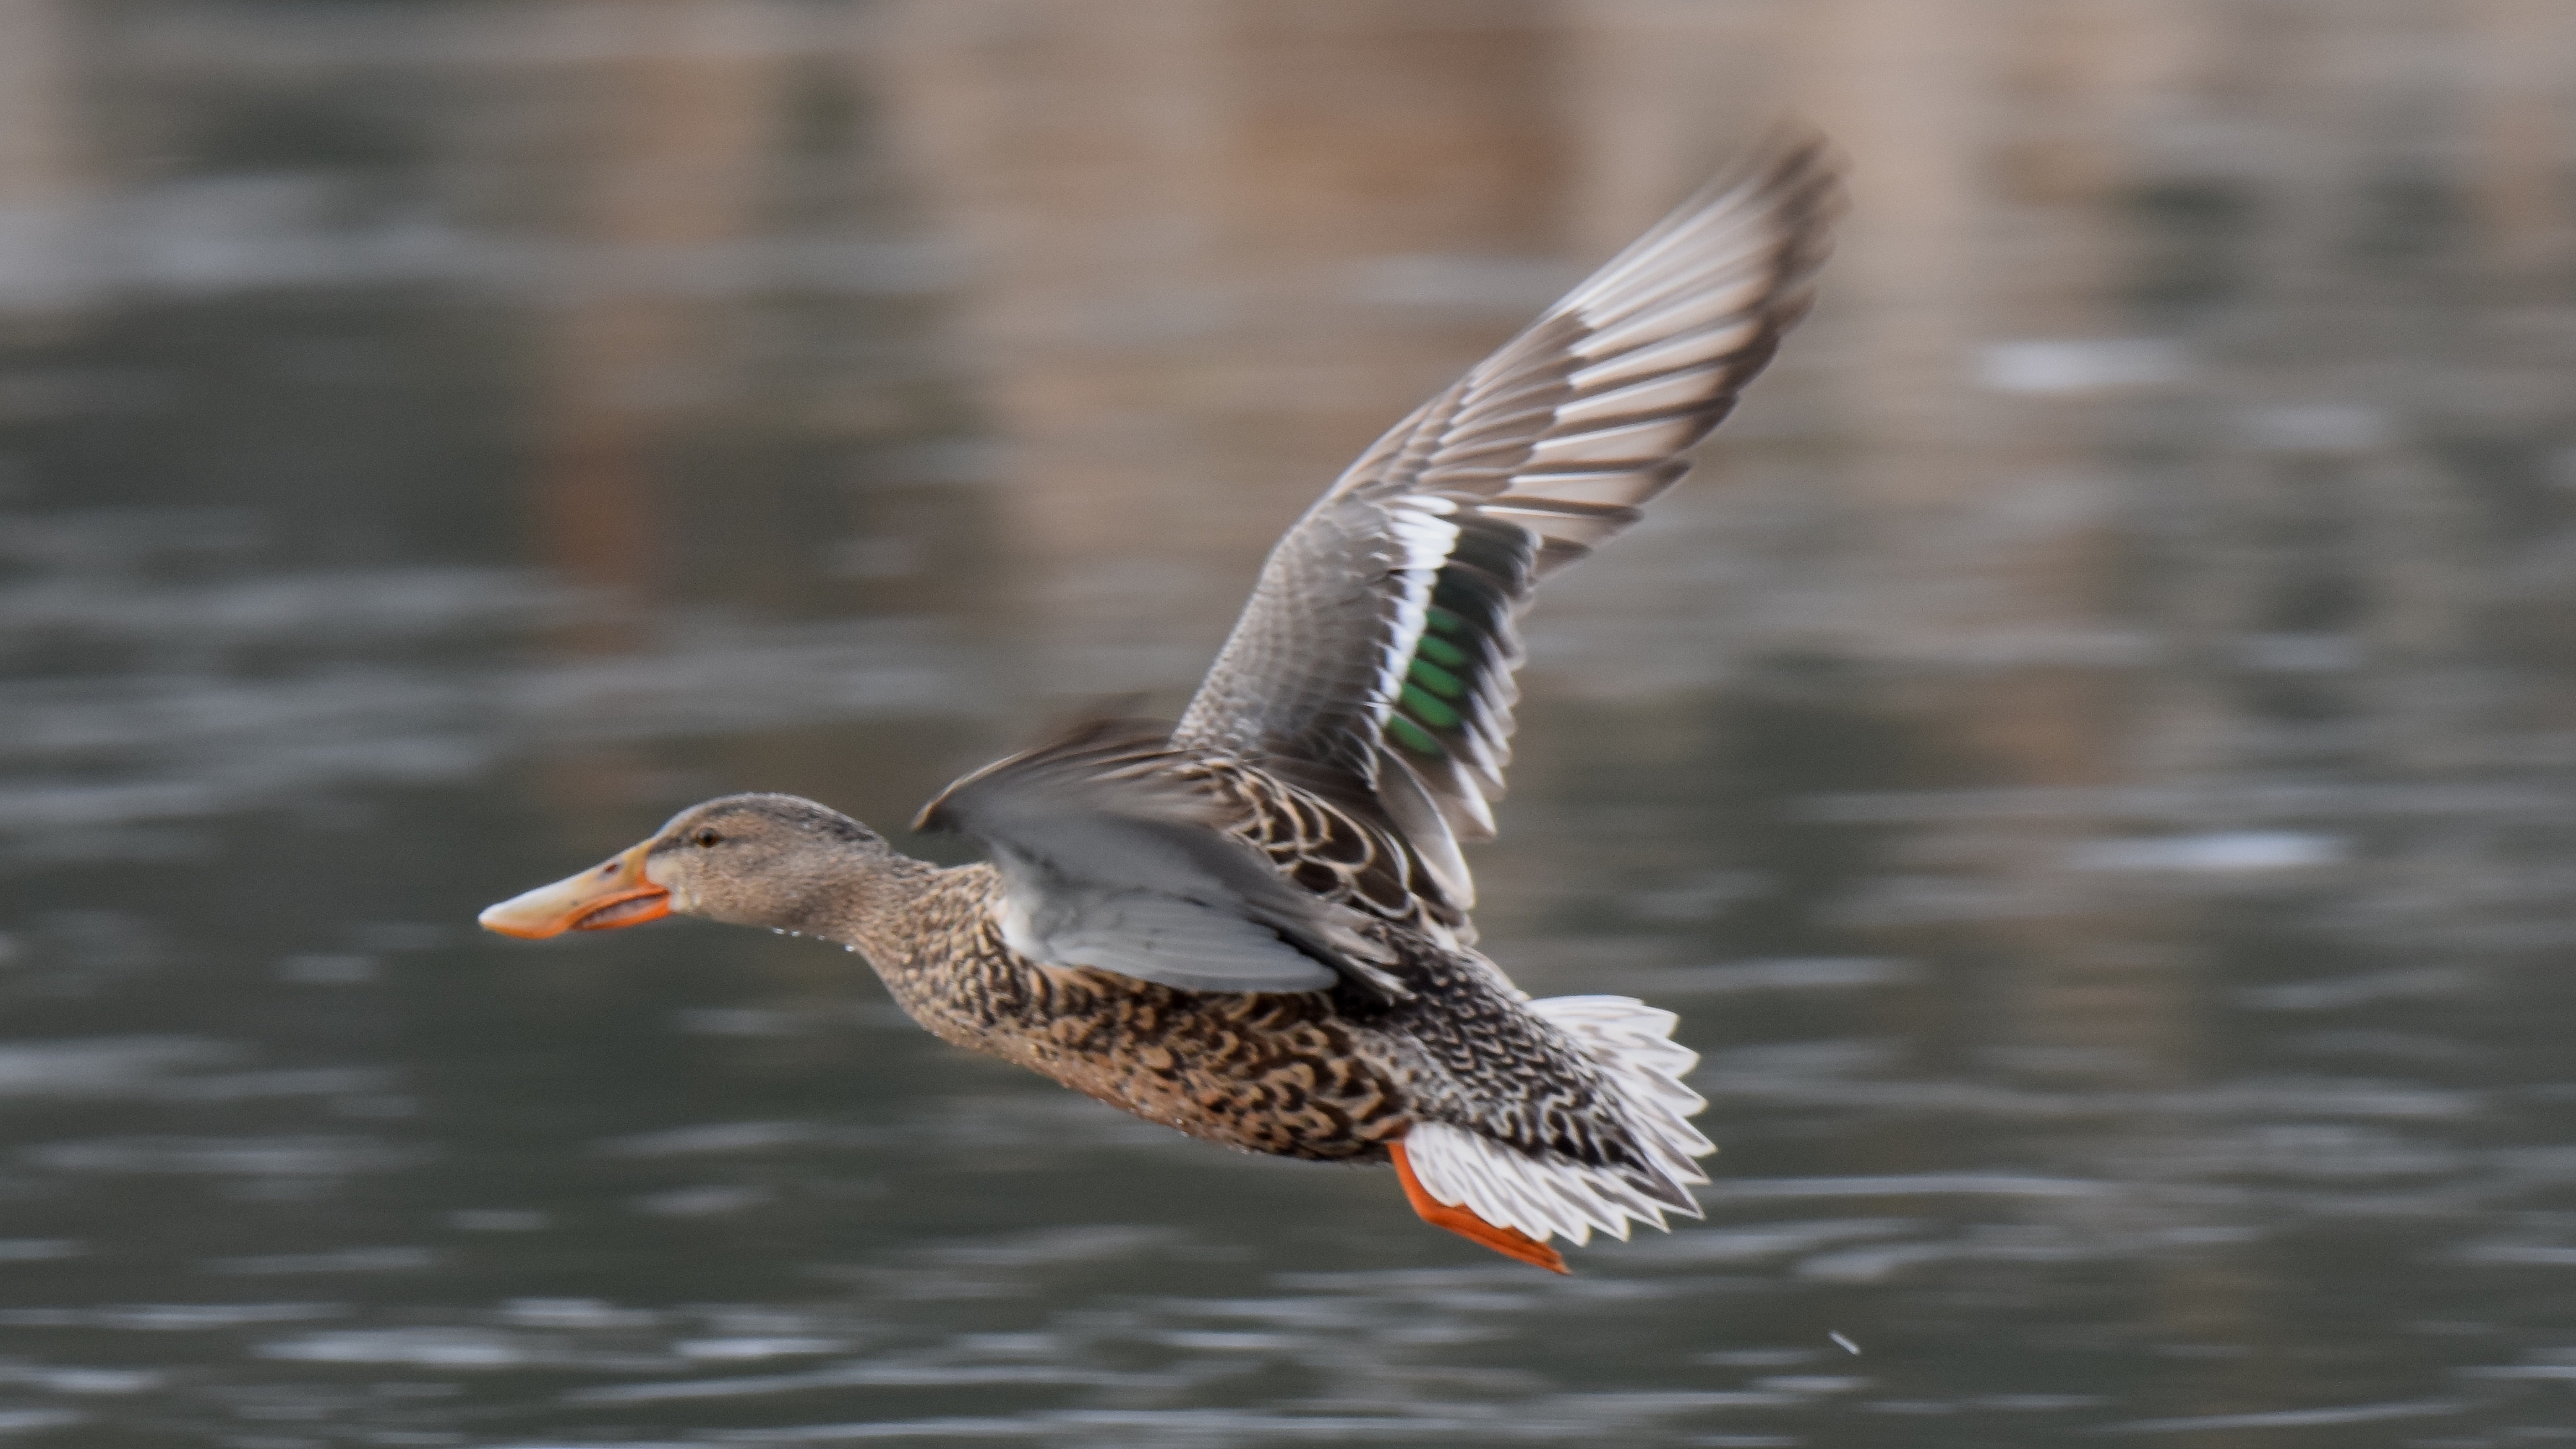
479 841 670 939
1389 1139 1568 1274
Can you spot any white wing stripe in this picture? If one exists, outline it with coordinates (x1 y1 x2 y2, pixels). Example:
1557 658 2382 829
1385 495 1463 567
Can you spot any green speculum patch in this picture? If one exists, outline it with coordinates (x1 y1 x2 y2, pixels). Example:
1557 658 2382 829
1386 607 1480 756
1414 631 1468 669
1407 657 1466 698
1385 713 1444 756
1399 682 1461 729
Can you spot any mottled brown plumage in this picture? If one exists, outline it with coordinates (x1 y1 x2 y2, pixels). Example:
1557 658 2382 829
865 861 1414 1162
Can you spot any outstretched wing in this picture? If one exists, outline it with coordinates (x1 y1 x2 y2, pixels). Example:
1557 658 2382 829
1171 130 1841 909
914 720 1403 997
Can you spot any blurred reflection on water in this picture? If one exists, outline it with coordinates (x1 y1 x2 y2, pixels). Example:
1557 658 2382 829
3 1 2575 1445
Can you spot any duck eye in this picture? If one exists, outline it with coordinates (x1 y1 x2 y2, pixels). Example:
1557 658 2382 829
693 829 722 848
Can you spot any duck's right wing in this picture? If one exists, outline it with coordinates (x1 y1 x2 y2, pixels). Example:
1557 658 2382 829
1171 130 1840 910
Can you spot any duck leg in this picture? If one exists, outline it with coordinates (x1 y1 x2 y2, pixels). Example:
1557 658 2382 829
1388 1140 1568 1273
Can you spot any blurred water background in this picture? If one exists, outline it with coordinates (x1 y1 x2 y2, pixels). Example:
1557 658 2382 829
3 1 2575 1445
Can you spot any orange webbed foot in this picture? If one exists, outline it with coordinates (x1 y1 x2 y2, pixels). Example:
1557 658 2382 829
1389 1139 1568 1273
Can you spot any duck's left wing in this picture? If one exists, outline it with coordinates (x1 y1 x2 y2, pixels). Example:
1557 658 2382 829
1173 131 1839 910
915 720 1401 997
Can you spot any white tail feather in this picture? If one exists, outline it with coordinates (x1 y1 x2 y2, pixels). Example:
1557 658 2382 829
1405 995 1714 1247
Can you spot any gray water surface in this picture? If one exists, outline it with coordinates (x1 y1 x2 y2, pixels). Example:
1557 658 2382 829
4 2 2576 1445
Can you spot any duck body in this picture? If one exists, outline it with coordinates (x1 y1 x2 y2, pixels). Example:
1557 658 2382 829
481 133 1841 1271
875 875 1650 1176
867 861 1428 1164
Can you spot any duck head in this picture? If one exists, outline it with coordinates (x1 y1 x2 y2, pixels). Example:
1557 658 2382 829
478 793 898 939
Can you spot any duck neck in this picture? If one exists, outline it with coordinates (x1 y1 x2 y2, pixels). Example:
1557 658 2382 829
790 849 941 957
